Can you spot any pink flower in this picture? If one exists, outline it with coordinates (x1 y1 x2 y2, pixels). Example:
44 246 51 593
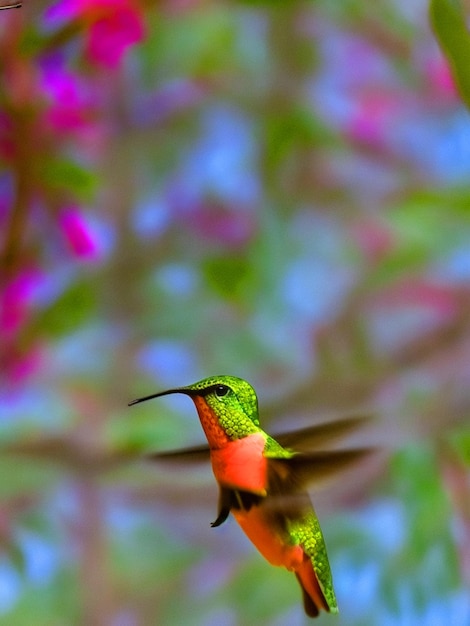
45 0 145 69
425 56 457 101
0 268 45 386
346 91 400 147
59 206 100 259
4 345 42 385
39 54 110 155
41 63 94 133
86 2 145 68
0 268 44 336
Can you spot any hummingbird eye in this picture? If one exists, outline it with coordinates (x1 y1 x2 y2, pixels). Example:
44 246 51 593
214 384 230 398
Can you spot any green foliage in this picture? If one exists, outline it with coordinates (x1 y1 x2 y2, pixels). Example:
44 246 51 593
0 457 60 499
264 107 334 175
430 0 470 111
31 281 96 339
39 159 97 202
202 255 251 299
448 426 470 466
324 444 462 625
391 445 458 578
141 8 240 80
228 557 301 621
107 404 195 454
0 569 81 626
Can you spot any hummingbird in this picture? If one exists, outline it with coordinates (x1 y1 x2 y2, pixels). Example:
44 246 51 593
129 375 371 618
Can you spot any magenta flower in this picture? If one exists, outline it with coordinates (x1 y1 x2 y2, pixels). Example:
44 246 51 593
5 345 42 386
59 206 100 259
45 0 145 69
425 56 457 101
41 64 93 133
0 268 44 337
86 2 145 68
346 91 400 147
0 268 45 386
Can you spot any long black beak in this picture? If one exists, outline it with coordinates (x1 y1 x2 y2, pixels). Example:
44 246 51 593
128 387 194 406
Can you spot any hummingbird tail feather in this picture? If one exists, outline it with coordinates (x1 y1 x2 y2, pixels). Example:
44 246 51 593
295 557 329 618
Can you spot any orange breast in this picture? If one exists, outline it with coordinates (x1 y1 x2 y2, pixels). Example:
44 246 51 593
210 433 267 494
233 505 304 569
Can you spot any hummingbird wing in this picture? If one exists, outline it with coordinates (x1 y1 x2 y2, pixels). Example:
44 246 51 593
275 415 372 451
145 415 372 463
145 443 210 463
266 447 374 492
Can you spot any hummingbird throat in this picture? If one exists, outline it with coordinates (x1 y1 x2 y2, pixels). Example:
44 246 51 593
192 397 268 494
192 396 232 448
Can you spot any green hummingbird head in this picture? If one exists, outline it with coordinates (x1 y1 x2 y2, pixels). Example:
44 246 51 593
186 375 261 430
129 375 261 438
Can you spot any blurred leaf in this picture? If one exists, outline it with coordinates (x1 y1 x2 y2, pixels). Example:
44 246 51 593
430 0 470 111
0 457 60 498
202 255 251 299
40 159 97 202
264 107 333 174
391 446 457 567
108 410 187 454
141 8 239 80
229 557 300 621
368 200 458 286
7 542 26 574
20 22 82 57
448 426 470 466
5 568 80 626
390 202 452 249
404 188 470 217
31 281 95 338
367 245 429 287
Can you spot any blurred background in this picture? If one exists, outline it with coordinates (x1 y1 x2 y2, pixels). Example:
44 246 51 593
1 0 470 624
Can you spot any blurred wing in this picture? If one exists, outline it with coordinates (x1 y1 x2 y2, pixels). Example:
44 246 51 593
275 415 372 451
146 415 372 464
267 447 375 495
145 443 210 463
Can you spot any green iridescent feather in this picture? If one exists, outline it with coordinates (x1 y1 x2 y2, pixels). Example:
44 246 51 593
289 510 338 613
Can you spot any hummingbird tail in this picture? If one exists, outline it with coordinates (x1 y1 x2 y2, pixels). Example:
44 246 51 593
295 557 329 618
